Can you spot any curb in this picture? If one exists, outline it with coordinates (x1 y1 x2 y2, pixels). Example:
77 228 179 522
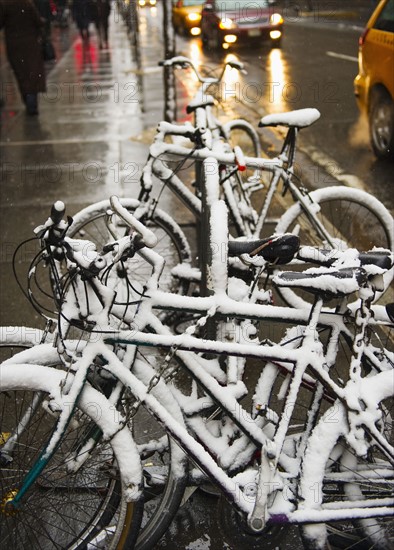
296 10 359 18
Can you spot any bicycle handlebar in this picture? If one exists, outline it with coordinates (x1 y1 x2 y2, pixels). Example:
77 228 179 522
109 195 158 248
50 201 66 225
159 56 246 84
34 200 69 242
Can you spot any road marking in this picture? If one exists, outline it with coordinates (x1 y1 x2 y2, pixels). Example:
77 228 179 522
326 51 358 62
303 145 369 193
125 66 162 75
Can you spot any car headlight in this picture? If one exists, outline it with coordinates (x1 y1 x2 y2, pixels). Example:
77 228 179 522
270 13 284 25
187 12 201 22
219 18 236 30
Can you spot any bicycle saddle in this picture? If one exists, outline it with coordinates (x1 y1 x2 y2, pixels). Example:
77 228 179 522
258 108 321 129
297 247 393 271
228 234 299 265
273 267 368 298
386 302 394 323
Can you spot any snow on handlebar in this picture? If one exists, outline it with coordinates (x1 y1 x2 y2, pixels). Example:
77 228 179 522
50 201 66 224
34 200 69 240
109 196 158 248
158 56 246 83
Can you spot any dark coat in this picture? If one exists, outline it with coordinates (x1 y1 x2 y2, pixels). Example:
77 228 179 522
72 0 91 30
0 0 46 95
90 0 111 24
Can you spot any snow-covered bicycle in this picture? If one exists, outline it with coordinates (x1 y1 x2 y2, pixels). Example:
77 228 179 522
1 184 392 549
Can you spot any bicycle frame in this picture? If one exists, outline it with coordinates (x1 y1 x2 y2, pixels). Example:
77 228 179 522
143 142 346 249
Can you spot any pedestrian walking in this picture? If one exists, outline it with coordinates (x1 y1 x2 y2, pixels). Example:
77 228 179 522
34 0 52 37
34 0 56 61
71 0 92 43
0 0 46 115
90 0 111 49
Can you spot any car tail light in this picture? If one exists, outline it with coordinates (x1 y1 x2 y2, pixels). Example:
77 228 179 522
359 28 369 46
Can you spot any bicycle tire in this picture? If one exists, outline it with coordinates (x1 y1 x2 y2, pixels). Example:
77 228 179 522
0 327 54 366
67 198 192 295
275 186 394 308
0 329 145 549
0 361 143 550
222 119 262 158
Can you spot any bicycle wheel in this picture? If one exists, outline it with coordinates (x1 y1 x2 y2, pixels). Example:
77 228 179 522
68 198 192 295
0 362 143 550
299 376 394 550
222 119 262 159
275 187 394 308
0 330 188 550
0 326 50 361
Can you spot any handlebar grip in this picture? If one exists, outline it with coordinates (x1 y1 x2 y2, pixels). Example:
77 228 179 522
227 61 244 70
109 196 158 248
159 57 191 69
50 201 66 225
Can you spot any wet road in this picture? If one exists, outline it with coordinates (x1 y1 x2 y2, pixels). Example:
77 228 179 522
144 6 394 211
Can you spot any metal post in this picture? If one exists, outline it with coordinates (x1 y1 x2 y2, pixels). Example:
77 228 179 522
162 0 177 122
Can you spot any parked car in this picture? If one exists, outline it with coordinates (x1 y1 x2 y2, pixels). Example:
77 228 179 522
354 0 394 159
138 0 157 7
200 0 283 51
172 0 204 36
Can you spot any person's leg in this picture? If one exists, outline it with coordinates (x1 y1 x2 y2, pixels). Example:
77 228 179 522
24 93 38 115
80 26 90 43
103 17 109 46
96 21 104 48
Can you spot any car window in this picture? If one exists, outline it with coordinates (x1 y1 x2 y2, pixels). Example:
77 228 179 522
181 0 204 5
373 0 394 33
214 0 269 9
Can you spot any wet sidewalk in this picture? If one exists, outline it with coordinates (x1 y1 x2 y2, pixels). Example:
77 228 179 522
0 8 164 330
1 13 150 217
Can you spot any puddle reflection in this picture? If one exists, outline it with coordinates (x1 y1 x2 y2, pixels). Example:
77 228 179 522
265 48 288 113
73 40 99 76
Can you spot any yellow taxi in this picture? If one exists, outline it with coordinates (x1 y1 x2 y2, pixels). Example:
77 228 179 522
172 0 205 36
354 0 394 159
